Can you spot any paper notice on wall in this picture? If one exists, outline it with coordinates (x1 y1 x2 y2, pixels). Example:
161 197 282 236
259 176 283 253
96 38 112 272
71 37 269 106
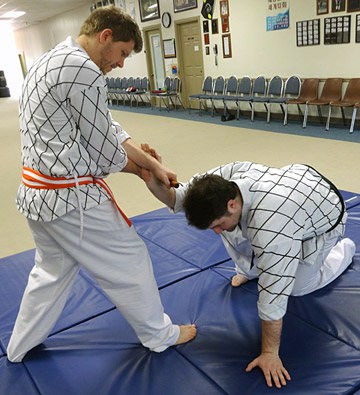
266 0 289 31
165 58 173 73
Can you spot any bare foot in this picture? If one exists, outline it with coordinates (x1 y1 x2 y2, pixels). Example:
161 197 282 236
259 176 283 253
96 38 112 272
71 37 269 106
231 274 248 287
175 324 197 345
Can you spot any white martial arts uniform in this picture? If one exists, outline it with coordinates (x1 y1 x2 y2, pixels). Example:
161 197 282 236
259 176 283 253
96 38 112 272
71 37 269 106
173 162 355 322
8 37 179 363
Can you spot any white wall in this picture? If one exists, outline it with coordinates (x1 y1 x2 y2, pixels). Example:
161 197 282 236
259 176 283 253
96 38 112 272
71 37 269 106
11 0 360 102
0 21 23 97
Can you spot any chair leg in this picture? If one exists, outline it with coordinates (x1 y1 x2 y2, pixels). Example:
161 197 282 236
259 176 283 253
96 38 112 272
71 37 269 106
341 107 346 125
302 103 308 128
317 105 323 124
177 96 183 109
297 103 303 119
236 102 240 120
251 103 255 122
283 103 288 126
325 106 331 131
350 107 357 134
280 103 285 115
267 103 271 123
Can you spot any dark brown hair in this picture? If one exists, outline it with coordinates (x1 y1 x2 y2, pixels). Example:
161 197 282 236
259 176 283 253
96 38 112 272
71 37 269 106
79 5 143 53
183 174 238 229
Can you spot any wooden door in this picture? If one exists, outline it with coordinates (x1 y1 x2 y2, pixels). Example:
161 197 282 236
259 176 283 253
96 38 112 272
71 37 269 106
176 19 204 108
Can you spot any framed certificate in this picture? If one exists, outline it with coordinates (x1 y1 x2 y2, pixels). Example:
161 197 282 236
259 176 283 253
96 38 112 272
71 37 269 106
173 0 197 13
220 0 229 17
139 0 160 22
163 39 176 58
222 33 232 58
348 0 360 11
317 0 329 15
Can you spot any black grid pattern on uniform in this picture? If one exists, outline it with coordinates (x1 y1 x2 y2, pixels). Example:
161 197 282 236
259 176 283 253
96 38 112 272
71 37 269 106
207 161 343 314
17 39 128 221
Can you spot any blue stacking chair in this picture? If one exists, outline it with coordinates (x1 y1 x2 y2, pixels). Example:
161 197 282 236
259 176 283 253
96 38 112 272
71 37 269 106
217 76 239 118
151 76 172 110
236 75 267 119
267 75 301 123
207 76 226 117
251 75 283 122
188 76 213 115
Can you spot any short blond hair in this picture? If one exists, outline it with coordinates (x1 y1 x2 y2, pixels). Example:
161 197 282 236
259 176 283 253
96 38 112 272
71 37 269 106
79 6 143 53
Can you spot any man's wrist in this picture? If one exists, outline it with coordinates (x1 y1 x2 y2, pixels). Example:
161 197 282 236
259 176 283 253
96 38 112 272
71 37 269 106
261 350 279 356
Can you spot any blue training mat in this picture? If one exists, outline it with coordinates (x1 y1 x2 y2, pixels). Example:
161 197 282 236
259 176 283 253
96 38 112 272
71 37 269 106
0 190 360 394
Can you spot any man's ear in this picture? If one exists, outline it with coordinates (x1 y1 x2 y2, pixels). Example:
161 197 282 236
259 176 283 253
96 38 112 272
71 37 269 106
227 199 237 213
99 29 113 44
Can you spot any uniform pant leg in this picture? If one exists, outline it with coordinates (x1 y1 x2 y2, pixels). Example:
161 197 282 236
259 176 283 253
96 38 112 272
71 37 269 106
7 221 80 363
44 200 180 352
292 214 355 296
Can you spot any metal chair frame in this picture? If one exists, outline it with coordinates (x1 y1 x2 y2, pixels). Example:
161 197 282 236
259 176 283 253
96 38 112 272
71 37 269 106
251 75 283 122
188 76 213 115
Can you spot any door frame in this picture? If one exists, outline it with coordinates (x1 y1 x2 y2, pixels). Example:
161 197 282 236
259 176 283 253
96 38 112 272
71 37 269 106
143 24 164 92
174 16 204 107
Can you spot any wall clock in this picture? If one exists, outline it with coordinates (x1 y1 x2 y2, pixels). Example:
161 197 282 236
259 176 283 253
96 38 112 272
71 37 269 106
162 12 171 28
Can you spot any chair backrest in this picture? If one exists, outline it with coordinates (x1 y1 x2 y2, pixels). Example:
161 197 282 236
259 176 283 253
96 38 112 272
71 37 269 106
297 78 319 101
115 77 121 89
238 76 252 95
121 77 128 89
252 75 266 95
202 76 213 93
342 78 360 103
319 78 343 101
212 76 225 95
164 76 172 91
283 75 301 96
141 76 149 91
169 77 181 93
134 77 141 90
267 75 283 96
225 76 238 95
127 77 134 87
108 77 115 89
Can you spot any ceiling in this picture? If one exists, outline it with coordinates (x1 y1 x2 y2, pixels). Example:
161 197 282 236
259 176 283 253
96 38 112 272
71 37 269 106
0 0 93 30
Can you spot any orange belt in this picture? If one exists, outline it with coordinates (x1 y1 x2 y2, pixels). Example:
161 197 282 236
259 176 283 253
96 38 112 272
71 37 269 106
22 166 132 227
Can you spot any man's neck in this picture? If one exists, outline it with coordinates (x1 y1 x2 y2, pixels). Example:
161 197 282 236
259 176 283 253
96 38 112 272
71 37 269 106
76 34 100 66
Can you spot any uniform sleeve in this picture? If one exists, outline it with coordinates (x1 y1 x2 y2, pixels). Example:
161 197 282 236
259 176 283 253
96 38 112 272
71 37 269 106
250 210 303 321
68 85 129 174
255 239 301 321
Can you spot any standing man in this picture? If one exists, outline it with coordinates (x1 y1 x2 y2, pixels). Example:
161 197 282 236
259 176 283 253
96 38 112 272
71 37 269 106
142 159 355 389
7 6 196 363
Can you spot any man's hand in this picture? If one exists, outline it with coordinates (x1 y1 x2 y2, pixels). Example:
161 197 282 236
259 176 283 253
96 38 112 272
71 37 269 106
121 139 177 188
140 143 162 163
140 142 177 188
245 352 291 388
246 318 291 388
139 143 176 207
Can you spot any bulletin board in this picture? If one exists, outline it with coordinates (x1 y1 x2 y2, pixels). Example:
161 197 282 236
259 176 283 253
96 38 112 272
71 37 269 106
296 19 320 46
324 15 351 44
356 14 360 42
